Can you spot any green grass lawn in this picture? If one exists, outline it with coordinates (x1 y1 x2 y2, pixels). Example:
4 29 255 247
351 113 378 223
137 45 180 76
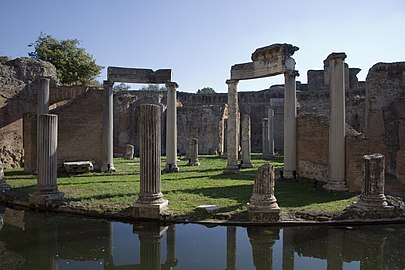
4 154 357 219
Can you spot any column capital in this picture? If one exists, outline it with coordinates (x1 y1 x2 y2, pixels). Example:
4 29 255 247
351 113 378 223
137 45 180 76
284 70 300 77
103 80 114 87
165 82 179 88
226 79 239 85
326 52 347 61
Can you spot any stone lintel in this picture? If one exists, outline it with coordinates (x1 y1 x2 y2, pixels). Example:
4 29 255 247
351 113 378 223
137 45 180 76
133 199 168 219
251 43 299 62
326 52 347 61
107 67 172 84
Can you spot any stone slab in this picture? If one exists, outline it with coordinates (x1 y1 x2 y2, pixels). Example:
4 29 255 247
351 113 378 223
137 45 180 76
63 161 94 173
133 200 168 219
197 205 220 213
107 67 172 84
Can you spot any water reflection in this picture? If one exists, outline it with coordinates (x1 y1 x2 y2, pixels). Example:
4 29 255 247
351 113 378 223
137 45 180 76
0 206 404 269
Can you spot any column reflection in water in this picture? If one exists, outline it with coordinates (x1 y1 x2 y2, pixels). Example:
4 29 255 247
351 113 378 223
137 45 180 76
226 226 236 270
247 227 280 270
163 225 178 270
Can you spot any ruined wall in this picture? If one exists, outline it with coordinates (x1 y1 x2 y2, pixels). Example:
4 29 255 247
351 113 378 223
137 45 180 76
0 57 57 168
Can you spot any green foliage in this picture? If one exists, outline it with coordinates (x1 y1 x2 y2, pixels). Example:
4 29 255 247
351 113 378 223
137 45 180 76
197 87 216 94
113 83 130 91
29 33 103 85
140 84 166 91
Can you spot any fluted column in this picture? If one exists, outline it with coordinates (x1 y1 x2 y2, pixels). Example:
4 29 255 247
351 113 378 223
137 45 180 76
324 53 348 191
262 118 270 158
101 80 116 172
283 70 298 178
0 161 10 192
225 79 240 173
187 138 200 166
241 114 253 168
164 82 179 172
268 108 275 156
134 104 168 219
38 77 50 114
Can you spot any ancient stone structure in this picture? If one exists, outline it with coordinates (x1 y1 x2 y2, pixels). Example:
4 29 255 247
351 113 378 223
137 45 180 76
187 138 200 166
224 79 240 173
101 80 115 172
0 161 10 192
248 163 280 221
133 104 168 219
268 108 275 156
261 118 270 158
63 161 94 173
124 144 134 159
324 53 348 192
241 114 253 168
164 82 180 172
29 114 64 205
38 77 50 114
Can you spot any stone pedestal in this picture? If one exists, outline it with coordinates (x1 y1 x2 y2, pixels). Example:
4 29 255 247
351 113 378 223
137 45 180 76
268 108 275 156
225 79 240 173
101 80 116 172
134 104 168 219
29 114 64 205
241 114 253 168
0 162 10 192
38 77 50 114
324 53 348 191
187 138 200 166
164 82 179 173
248 163 280 221
283 71 298 178
262 118 270 158
125 144 134 159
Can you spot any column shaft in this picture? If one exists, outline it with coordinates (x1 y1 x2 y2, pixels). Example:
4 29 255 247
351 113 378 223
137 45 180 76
38 77 50 115
241 114 253 168
262 118 269 158
101 80 115 172
0 161 10 192
187 138 200 166
268 108 275 156
225 79 240 173
165 82 179 172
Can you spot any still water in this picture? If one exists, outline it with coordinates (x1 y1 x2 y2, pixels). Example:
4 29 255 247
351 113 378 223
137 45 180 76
0 207 404 270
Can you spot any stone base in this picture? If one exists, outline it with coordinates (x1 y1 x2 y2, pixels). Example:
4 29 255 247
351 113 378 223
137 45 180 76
100 163 116 172
187 160 200 166
241 162 254 168
64 161 94 173
28 191 65 206
133 199 168 219
224 165 240 174
163 164 179 173
248 204 281 222
282 170 295 179
323 181 348 192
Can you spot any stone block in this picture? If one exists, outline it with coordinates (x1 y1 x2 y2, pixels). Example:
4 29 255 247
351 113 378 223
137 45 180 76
107 67 172 84
133 200 168 219
63 161 94 173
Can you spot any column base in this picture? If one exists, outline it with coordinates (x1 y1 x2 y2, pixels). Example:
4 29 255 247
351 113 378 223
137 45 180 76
241 162 254 168
163 164 179 173
248 203 281 222
224 165 240 174
282 170 295 179
133 199 169 219
323 181 348 192
28 190 65 206
187 159 200 166
100 163 116 172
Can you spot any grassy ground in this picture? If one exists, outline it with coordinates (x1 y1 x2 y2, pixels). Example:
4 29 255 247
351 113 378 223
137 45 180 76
4 154 357 220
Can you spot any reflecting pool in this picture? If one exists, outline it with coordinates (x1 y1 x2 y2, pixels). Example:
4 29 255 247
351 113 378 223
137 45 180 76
0 207 404 269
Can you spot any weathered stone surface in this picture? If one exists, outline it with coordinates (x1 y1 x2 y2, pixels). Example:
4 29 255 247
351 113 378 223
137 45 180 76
124 144 134 159
164 82 179 173
187 138 200 166
63 161 94 173
241 114 253 168
396 150 405 184
0 161 10 192
107 67 171 84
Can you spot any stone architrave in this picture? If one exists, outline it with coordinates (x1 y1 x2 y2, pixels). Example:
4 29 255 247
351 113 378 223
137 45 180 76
101 80 116 172
283 70 298 178
125 144 134 159
38 77 50 114
107 67 172 84
248 163 280 221
29 114 64 205
187 138 200 166
262 118 270 158
268 108 275 156
134 104 168 219
164 82 179 173
241 114 253 168
224 79 240 173
0 161 10 192
324 53 348 191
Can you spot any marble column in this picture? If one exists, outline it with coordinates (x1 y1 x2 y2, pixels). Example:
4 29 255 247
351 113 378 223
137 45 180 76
225 79 240 173
38 77 50 114
164 82 179 172
268 108 275 156
241 114 253 168
187 138 200 166
101 80 116 172
134 104 168 219
226 226 237 270
324 53 348 191
0 161 10 192
30 114 64 204
262 118 270 158
283 70 298 178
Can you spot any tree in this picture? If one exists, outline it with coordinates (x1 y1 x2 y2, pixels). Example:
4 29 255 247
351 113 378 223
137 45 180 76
29 33 103 85
113 83 130 91
197 87 216 94
140 84 166 91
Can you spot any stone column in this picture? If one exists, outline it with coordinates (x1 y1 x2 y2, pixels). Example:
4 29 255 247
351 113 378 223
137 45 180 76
164 82 179 172
125 144 134 159
248 163 280 221
134 104 168 219
187 138 200 166
324 53 348 191
0 161 10 192
283 70 298 178
30 114 64 205
262 118 269 158
222 118 228 157
226 226 237 270
101 80 116 172
38 77 50 114
225 79 240 173
268 108 275 156
241 114 253 168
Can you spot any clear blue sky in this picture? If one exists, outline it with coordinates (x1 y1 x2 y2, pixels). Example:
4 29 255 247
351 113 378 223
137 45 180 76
1 0 404 92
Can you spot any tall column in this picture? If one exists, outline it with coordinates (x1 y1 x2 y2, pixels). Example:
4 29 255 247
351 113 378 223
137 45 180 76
101 80 116 172
225 79 240 173
164 82 179 172
268 108 275 156
283 70 298 178
222 118 228 157
38 77 50 114
241 114 253 168
30 114 64 204
0 161 10 192
226 226 237 270
187 138 200 166
262 118 269 158
324 53 348 191
134 104 168 219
